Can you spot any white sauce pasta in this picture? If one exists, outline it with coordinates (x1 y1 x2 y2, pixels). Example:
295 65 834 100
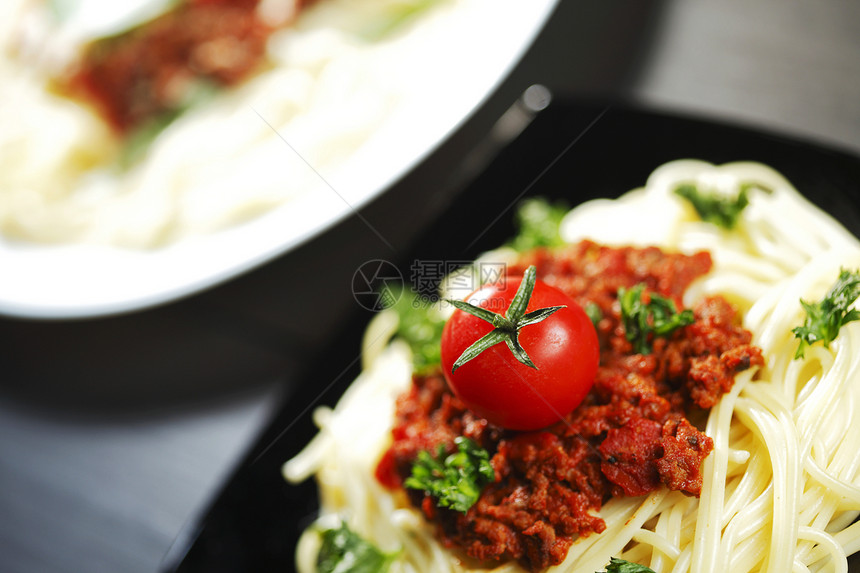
284 160 860 573
0 0 483 247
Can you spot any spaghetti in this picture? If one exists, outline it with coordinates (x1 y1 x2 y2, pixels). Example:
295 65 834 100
285 160 860 573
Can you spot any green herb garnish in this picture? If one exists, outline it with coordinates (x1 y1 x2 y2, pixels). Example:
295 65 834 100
446 265 565 372
508 197 569 251
596 557 657 573
358 0 439 41
118 80 218 169
585 301 603 330
674 183 751 229
618 283 694 355
792 268 860 359
404 436 495 514
316 522 396 573
390 290 446 373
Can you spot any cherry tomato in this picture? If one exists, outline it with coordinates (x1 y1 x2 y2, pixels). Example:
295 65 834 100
440 276 599 431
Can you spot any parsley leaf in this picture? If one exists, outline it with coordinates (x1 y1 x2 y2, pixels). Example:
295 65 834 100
316 522 396 573
119 79 218 169
358 0 439 41
390 290 446 373
596 557 657 573
618 283 695 355
508 197 570 251
674 183 753 229
792 268 860 359
585 301 603 330
404 436 495 514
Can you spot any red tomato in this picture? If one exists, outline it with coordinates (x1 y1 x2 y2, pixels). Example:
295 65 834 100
440 276 599 431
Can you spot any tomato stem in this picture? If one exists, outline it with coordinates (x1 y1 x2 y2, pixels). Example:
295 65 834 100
446 266 565 373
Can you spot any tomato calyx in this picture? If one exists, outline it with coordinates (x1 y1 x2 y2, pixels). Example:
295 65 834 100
446 265 566 373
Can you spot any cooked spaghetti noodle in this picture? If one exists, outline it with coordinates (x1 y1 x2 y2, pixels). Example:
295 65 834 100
285 160 860 573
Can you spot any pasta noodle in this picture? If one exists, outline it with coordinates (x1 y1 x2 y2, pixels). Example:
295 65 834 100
284 160 860 572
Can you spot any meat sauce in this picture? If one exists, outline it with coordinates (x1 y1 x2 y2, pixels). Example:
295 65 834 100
375 241 764 571
64 0 315 133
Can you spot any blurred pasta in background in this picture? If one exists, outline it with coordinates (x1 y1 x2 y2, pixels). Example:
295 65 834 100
0 0 480 247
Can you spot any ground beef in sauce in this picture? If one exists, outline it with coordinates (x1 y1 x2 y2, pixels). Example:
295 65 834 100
64 0 316 133
375 241 764 572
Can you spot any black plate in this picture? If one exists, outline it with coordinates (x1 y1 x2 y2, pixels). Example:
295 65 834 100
162 99 860 572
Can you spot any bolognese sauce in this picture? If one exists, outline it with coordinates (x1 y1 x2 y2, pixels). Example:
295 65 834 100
376 241 763 571
64 0 316 133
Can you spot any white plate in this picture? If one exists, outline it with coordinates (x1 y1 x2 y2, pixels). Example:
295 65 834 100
0 0 558 319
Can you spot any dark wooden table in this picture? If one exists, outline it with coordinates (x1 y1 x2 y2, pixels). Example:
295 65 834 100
1 1 859 572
